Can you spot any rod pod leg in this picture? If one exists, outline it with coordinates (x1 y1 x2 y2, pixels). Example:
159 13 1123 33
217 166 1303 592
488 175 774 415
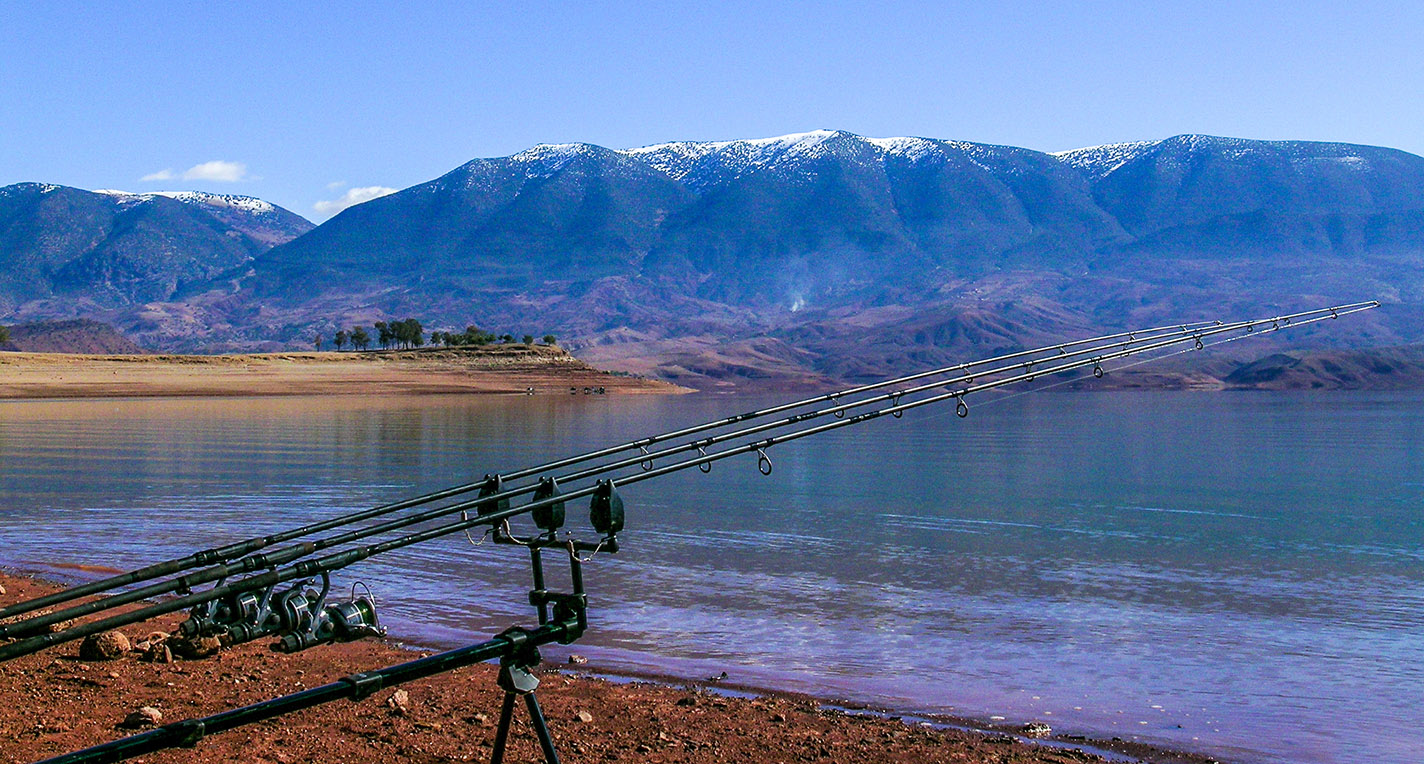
489 647 561 764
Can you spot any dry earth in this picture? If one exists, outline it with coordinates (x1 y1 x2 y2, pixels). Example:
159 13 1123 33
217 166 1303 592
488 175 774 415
0 346 686 399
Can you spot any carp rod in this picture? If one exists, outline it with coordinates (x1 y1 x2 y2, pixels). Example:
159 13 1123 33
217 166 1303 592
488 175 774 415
24 301 1379 764
0 301 1377 665
0 317 1225 624
0 323 1237 634
0 309 1329 641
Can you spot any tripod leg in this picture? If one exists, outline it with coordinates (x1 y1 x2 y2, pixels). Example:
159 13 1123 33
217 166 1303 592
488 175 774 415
490 691 518 764
524 691 563 764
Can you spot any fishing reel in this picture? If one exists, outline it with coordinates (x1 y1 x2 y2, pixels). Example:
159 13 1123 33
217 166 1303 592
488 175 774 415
273 581 384 654
177 583 281 639
219 578 324 646
177 574 383 653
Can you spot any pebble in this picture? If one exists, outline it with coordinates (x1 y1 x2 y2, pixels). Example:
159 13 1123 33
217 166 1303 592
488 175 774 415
121 706 162 729
567 654 588 665
79 631 131 661
1021 721 1053 738
574 710 593 723
387 689 410 715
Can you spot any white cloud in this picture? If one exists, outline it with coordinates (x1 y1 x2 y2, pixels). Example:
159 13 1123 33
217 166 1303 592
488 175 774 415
183 160 249 182
140 169 175 182
326 180 346 191
313 185 398 218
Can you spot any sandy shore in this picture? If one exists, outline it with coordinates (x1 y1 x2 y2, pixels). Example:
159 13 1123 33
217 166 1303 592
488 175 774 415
0 346 686 399
0 572 1220 764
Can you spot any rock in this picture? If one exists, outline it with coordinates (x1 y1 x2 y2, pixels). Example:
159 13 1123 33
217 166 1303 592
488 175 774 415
0 583 7 595
79 631 131 661
387 689 410 715
121 706 162 729
170 635 223 660
1021 721 1052 738
567 654 588 665
132 631 170 652
771 713 787 723
675 696 697 707
574 710 593 724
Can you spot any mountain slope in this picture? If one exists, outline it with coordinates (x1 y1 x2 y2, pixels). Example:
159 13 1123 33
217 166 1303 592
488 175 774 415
1057 135 1424 258
0 318 145 353
0 184 311 313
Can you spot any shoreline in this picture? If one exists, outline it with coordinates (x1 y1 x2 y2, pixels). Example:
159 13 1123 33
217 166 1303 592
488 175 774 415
0 570 1225 764
0 346 689 399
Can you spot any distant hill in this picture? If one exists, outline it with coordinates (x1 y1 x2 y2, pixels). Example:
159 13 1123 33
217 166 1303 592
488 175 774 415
0 183 312 313
0 318 145 354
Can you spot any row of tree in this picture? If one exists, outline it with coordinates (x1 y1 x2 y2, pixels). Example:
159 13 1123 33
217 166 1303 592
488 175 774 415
313 319 556 352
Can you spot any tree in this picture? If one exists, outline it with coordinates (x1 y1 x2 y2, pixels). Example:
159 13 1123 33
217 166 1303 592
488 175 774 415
334 330 348 351
522 334 535 345
387 318 423 349
351 326 371 351
0 325 9 344
374 321 392 350
501 333 514 344
462 325 495 346
542 334 557 345
313 333 323 351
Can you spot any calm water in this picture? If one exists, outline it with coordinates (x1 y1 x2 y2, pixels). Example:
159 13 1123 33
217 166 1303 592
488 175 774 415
1 391 1420 764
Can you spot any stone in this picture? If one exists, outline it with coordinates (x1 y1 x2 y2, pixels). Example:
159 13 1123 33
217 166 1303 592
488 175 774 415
567 654 588 665
79 631 131 661
170 635 223 660
1021 721 1052 738
121 706 162 729
387 689 410 715
574 710 593 724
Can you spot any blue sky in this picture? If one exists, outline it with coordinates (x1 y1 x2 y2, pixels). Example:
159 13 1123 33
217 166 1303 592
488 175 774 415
3 1 1420 221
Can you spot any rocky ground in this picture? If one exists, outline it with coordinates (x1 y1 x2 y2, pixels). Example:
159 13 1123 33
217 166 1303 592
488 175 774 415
0 573 1219 764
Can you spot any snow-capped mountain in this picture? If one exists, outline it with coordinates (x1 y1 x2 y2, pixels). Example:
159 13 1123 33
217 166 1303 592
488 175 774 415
6 131 1424 384
0 183 312 310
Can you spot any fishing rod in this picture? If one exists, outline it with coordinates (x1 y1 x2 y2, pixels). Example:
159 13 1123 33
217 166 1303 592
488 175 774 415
0 318 1225 624
0 319 1237 638
0 302 1376 665
0 310 1311 641
22 301 1379 764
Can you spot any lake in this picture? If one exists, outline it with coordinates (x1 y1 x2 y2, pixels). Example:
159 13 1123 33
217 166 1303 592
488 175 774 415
1 390 1420 764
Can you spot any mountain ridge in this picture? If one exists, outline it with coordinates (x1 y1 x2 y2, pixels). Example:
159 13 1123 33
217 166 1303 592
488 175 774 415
4 131 1423 388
